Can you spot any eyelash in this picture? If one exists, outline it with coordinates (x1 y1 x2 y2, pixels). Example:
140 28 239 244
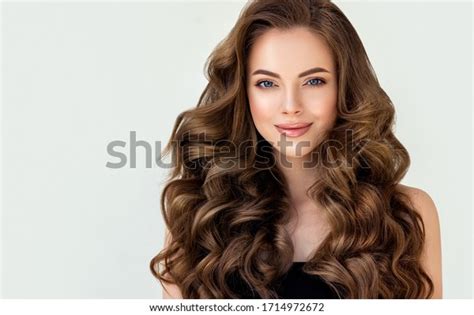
255 78 326 89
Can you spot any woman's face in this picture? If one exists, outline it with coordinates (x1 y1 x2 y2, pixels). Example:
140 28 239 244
246 27 338 160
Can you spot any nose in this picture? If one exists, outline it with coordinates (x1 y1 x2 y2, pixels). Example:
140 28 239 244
281 89 303 115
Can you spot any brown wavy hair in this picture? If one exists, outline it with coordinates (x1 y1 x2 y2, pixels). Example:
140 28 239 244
149 0 434 298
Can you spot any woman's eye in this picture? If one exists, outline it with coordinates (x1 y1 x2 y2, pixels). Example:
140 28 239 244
256 80 274 88
255 78 325 89
307 78 325 86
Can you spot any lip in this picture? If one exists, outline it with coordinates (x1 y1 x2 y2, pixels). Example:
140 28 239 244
274 122 313 138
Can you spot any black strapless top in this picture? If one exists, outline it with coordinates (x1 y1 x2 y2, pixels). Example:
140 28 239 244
228 262 340 299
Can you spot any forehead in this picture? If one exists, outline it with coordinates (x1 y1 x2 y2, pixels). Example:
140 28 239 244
247 27 335 74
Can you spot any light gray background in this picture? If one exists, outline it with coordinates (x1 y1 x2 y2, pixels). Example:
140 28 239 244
1 0 472 298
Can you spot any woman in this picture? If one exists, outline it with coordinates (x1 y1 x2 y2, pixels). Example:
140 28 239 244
150 0 442 299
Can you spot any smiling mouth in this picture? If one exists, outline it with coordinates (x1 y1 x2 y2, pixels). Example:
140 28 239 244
274 123 313 138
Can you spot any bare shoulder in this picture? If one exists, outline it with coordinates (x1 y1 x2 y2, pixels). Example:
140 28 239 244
396 184 436 209
395 183 443 298
395 184 441 235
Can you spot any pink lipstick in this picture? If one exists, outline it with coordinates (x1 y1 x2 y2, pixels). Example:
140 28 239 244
274 122 313 138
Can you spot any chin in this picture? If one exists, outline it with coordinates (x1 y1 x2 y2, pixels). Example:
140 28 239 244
272 146 316 160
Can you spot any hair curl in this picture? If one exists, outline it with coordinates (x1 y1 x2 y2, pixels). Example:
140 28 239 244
150 0 434 298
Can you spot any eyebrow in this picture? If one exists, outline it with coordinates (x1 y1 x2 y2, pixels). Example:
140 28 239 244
251 67 330 79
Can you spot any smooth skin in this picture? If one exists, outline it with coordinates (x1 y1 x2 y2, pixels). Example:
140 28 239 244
161 27 442 299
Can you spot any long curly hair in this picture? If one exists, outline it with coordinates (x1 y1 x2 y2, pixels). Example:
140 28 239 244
149 0 434 298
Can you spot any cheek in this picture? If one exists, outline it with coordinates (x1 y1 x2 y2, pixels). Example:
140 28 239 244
305 90 338 127
248 93 275 128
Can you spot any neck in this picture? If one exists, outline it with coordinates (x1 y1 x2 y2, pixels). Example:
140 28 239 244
273 150 320 209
